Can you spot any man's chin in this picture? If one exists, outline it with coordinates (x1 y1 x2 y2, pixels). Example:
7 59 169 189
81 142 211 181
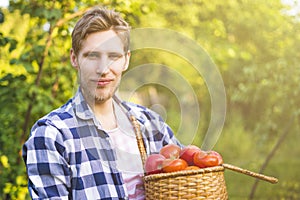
81 89 108 104
94 94 111 103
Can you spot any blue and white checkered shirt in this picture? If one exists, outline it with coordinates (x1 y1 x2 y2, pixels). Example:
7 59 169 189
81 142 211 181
22 89 181 200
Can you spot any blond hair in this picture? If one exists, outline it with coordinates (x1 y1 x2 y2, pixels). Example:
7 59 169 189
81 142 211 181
71 7 130 56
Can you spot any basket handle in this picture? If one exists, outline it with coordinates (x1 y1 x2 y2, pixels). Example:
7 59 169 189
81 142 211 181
129 115 278 184
130 115 147 168
222 163 278 184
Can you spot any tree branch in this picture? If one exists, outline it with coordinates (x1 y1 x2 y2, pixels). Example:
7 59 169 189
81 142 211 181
249 114 295 199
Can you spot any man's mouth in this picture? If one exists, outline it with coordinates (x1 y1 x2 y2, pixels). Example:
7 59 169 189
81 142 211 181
96 79 112 86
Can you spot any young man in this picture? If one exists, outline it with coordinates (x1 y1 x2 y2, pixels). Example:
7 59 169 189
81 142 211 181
22 6 181 200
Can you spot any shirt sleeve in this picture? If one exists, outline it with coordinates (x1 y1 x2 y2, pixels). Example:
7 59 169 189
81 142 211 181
22 123 71 200
156 115 183 147
139 107 183 154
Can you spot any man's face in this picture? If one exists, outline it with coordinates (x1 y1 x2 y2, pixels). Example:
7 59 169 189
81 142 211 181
71 30 130 104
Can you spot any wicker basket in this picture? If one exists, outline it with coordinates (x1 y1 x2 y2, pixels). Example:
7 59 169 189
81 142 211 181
130 116 278 200
144 166 228 200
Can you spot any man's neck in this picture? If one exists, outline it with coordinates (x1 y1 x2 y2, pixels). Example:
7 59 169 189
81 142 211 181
93 98 114 116
92 98 118 130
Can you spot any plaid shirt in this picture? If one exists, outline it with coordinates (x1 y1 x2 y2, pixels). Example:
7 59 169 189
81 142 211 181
22 89 181 200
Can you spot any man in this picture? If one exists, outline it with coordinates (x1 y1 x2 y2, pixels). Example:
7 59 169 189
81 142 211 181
22 6 181 200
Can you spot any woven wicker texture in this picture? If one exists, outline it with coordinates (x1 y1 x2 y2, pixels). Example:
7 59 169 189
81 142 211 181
144 166 228 200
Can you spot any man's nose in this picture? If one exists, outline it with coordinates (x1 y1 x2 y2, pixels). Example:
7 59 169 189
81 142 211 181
96 57 111 74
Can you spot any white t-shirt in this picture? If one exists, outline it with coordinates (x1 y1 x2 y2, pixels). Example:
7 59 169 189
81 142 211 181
107 127 145 200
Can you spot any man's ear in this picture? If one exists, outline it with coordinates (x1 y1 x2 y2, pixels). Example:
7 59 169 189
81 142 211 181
70 48 79 69
123 51 131 71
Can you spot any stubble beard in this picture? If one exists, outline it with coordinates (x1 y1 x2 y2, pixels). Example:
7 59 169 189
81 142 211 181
93 79 121 104
94 88 112 103
78 71 122 106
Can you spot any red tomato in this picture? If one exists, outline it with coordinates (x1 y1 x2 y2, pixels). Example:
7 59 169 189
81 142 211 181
144 154 166 175
209 150 223 165
184 166 200 171
162 158 188 173
193 150 219 168
159 144 181 159
179 145 201 165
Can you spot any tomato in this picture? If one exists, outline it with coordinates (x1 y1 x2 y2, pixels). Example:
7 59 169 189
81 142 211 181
162 158 188 173
193 150 219 168
209 150 223 165
179 145 201 165
144 154 166 175
184 166 200 171
159 144 181 159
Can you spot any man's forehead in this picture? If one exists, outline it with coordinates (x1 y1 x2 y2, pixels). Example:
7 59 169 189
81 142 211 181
81 31 124 53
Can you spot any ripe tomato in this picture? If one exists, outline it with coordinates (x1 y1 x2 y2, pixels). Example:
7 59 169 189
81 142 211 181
162 158 188 173
179 145 201 165
159 144 181 159
209 150 223 165
193 150 219 168
145 154 166 175
184 166 200 171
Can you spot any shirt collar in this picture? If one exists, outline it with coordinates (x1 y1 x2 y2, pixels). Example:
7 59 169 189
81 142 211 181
73 88 94 120
72 89 142 134
113 95 136 136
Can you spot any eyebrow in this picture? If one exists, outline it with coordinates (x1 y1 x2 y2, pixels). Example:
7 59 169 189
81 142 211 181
82 51 99 57
82 51 123 57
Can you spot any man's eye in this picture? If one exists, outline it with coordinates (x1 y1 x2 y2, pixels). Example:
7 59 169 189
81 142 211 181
109 54 123 60
87 53 99 59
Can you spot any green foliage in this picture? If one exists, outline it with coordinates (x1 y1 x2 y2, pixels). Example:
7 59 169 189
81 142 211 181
1 0 300 199
0 1 147 199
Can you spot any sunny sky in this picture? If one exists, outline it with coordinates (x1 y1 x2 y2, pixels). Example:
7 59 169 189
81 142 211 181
0 0 9 8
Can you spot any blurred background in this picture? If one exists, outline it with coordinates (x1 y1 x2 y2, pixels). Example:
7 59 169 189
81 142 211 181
0 0 299 199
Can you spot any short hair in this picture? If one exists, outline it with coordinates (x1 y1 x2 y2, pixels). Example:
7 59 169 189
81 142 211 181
71 7 130 56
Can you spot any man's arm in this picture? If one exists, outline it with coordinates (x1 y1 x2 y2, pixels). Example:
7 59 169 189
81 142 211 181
23 124 71 200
